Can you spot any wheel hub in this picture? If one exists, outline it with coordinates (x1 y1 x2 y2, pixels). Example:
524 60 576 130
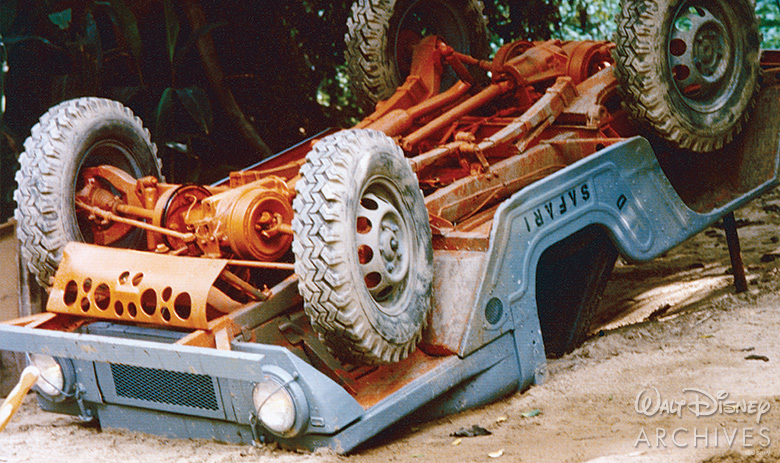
692 23 725 78
379 223 400 263
668 4 732 104
356 191 410 306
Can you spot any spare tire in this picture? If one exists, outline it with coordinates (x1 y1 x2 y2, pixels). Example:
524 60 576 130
292 129 433 365
14 97 162 288
613 0 760 152
345 0 490 113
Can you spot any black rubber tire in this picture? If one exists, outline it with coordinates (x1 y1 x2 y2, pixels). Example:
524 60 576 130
613 0 760 153
292 129 433 365
345 0 489 113
536 226 618 357
14 97 162 288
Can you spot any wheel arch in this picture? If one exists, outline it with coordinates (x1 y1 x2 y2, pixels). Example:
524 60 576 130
456 135 772 385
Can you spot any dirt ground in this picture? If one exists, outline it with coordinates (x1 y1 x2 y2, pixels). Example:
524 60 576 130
5 189 780 463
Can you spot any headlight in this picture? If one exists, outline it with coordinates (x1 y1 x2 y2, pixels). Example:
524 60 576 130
252 378 295 434
251 368 308 437
28 354 64 397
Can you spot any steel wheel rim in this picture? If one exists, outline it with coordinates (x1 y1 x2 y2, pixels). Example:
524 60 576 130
667 1 740 113
355 177 413 316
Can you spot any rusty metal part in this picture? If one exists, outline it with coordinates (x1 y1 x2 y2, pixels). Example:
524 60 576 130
491 41 534 75
559 66 619 127
472 77 578 154
174 313 247 350
47 242 243 330
424 125 613 224
561 41 615 85
498 40 569 86
372 36 444 115
398 40 604 154
425 143 568 223
153 184 213 250
401 80 515 151
77 163 295 262
223 259 296 270
722 212 748 293
76 166 147 246
228 160 305 185
76 199 197 243
197 176 294 261
438 41 479 88
361 81 472 137
219 269 271 301
410 76 576 174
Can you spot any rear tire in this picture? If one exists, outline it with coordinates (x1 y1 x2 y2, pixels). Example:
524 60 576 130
14 97 162 288
292 129 433 365
613 0 760 152
345 0 489 112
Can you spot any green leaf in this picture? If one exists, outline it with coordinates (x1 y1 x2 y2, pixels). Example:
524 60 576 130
155 87 175 139
108 0 142 66
48 9 72 30
176 87 212 135
163 0 180 64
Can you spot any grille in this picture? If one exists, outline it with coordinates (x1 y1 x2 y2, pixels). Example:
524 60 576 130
110 364 219 411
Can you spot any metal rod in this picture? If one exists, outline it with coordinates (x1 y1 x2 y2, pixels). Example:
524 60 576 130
219 269 270 301
75 200 195 242
224 259 296 271
722 212 748 293
115 203 155 220
401 80 513 151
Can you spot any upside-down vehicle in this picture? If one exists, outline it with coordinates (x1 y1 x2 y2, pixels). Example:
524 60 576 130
1 0 778 453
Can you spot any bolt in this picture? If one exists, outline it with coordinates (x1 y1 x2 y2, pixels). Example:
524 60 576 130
387 263 395 273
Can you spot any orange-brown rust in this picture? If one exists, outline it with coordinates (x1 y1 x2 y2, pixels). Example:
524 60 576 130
561 41 614 85
351 350 450 409
48 242 232 330
76 165 295 262
173 314 248 349
401 80 515 151
1 312 58 328
228 159 304 185
360 36 444 121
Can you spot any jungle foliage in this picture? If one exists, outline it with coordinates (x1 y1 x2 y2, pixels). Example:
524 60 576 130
1 0 779 222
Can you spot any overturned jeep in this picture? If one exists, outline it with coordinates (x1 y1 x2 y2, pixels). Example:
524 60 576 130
1 0 777 452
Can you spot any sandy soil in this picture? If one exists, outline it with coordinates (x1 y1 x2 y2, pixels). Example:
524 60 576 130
4 190 780 463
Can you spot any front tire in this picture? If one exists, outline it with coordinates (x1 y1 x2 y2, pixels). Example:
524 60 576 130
292 129 433 365
613 0 760 152
14 97 162 288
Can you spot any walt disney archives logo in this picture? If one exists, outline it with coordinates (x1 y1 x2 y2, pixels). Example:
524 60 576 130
633 387 773 449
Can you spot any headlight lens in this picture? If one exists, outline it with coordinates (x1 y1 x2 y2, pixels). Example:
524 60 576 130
29 354 64 397
252 378 296 435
